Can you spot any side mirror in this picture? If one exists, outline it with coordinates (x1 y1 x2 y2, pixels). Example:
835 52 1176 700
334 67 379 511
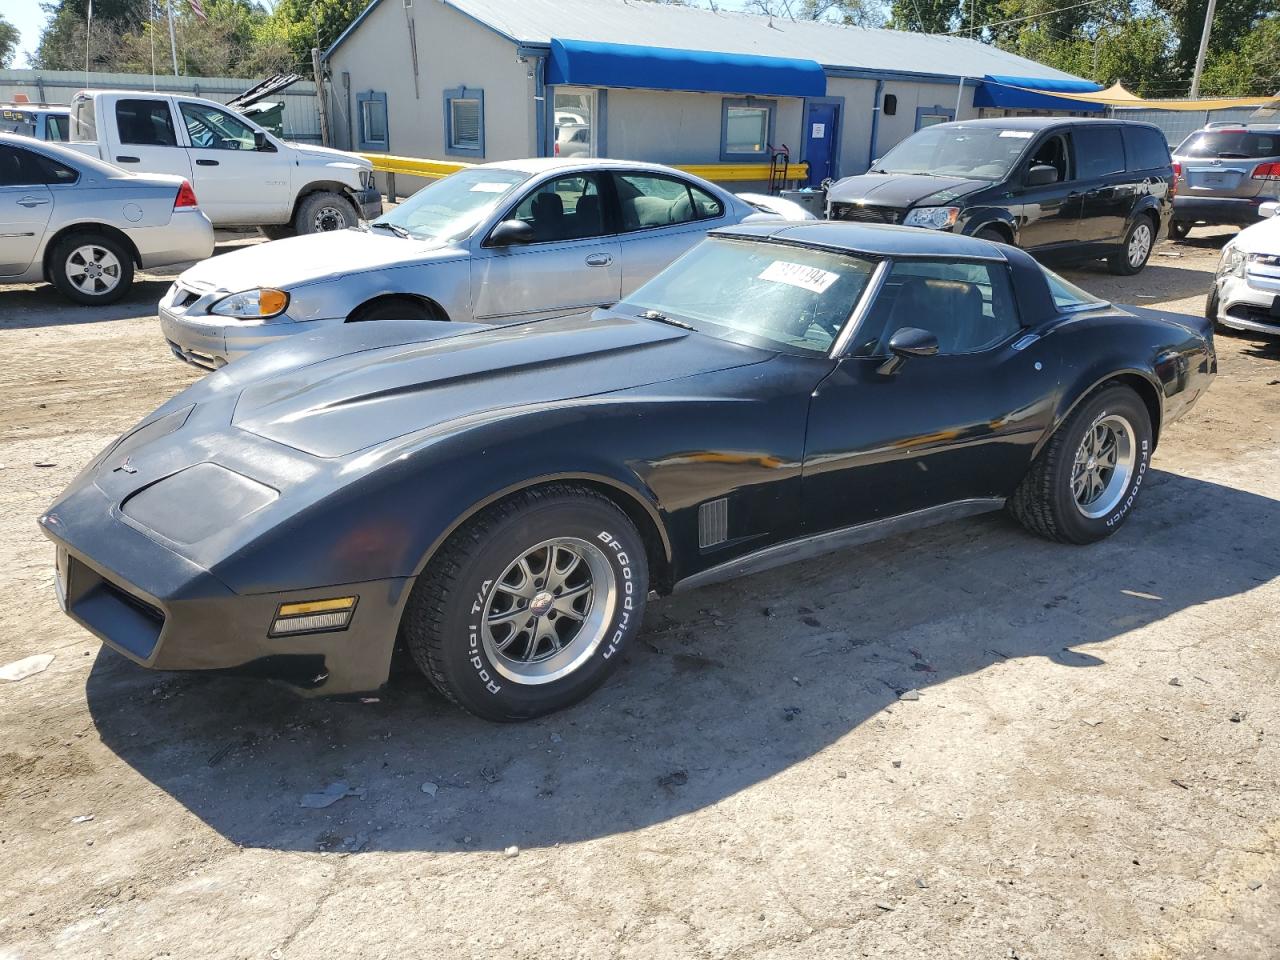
1026 164 1059 187
488 219 536 246
1262 201 1279 219
878 326 939 375
254 130 274 152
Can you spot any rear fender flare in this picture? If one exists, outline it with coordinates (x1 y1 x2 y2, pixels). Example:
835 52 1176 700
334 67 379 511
1036 365 1165 459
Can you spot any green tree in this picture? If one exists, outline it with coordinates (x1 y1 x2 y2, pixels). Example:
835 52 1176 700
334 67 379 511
0 14 20 68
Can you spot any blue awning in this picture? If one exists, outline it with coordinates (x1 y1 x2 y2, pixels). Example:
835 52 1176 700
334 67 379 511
547 38 826 98
975 74 1105 112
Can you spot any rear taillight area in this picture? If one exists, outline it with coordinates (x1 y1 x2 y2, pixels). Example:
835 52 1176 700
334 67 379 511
1252 162 1280 181
1171 162 1181 197
174 180 199 209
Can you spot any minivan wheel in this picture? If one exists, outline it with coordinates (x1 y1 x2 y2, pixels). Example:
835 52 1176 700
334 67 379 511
1168 221 1192 242
402 484 649 721
1108 216 1156 275
1008 384 1152 544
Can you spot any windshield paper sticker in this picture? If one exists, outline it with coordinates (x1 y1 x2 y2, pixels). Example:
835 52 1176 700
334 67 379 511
470 182 513 192
998 130 1034 139
758 261 839 294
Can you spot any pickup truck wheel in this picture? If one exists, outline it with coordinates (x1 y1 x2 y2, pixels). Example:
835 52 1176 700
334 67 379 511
1107 216 1156 275
295 191 357 235
1008 385 1152 544
402 484 648 721
49 232 134 305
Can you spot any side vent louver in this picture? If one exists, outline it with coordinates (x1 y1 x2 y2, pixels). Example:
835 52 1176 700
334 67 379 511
699 497 729 549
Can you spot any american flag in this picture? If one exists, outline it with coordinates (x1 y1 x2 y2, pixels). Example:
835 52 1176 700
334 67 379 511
189 0 207 21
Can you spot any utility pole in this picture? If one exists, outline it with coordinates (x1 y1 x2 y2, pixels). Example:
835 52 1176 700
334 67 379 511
312 47 331 147
1189 0 1218 100
167 0 179 75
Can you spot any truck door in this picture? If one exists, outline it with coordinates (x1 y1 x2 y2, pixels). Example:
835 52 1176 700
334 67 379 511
109 97 193 184
176 99 291 225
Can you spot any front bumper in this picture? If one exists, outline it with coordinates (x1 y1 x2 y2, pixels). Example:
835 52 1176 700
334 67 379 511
159 293 339 369
1214 265 1280 336
1174 195 1275 227
353 184 383 221
40 481 410 696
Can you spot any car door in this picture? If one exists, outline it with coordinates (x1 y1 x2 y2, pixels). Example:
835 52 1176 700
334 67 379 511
610 171 728 298
802 258 1060 532
1073 124 1132 243
1009 129 1084 251
0 145 55 277
470 172 621 321
176 99 291 224
108 98 193 183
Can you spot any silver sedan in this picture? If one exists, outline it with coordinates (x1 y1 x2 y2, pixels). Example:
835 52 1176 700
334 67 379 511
157 157 804 369
1 132 214 304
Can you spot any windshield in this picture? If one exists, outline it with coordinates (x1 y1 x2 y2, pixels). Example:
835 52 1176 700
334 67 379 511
1044 267 1106 312
1176 129 1280 160
874 125 1033 180
373 167 529 241
617 237 876 355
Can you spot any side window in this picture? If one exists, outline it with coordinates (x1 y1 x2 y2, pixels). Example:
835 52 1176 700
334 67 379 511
27 150 78 185
508 173 607 243
851 259 1021 357
612 173 724 231
1027 133 1071 184
1074 126 1125 179
115 99 178 147
0 146 35 186
356 91 388 151
443 87 484 158
45 114 70 142
0 146 77 186
721 98 775 161
180 102 257 151
1121 127 1170 172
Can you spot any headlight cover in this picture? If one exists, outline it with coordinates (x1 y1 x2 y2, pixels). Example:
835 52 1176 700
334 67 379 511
1219 245 1246 278
210 288 290 319
903 206 961 230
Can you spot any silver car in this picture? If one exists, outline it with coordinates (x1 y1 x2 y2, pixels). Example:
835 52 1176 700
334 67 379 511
158 157 800 369
1 132 214 304
1170 123 1280 239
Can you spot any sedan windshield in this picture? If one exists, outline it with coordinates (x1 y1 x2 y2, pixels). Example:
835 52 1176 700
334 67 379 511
618 237 876 355
372 168 529 241
874 125 1033 180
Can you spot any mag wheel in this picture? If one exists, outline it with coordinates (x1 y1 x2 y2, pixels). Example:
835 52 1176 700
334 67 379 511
1108 217 1156 275
403 485 648 721
50 232 134 305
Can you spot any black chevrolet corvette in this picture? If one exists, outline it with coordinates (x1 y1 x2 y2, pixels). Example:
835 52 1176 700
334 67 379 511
41 222 1216 720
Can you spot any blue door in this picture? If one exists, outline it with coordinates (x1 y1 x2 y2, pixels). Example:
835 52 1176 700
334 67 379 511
805 102 840 187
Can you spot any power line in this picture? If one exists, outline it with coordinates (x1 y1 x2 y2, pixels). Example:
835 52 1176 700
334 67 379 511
944 0 1113 35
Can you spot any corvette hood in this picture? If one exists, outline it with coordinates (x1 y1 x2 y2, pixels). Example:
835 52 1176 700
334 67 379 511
177 229 458 292
826 174 988 209
232 312 770 458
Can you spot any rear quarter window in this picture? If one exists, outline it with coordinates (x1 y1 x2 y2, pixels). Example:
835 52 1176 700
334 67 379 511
1122 127 1171 171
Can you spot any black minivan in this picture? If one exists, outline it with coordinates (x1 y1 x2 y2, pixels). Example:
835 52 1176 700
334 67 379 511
826 117 1174 276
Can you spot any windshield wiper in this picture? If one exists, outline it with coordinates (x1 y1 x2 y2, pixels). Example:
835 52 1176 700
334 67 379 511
638 309 695 331
1215 152 1250 159
369 221 411 239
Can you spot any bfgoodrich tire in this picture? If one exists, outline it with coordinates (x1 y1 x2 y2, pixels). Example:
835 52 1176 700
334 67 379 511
1008 385 1153 544
402 484 649 721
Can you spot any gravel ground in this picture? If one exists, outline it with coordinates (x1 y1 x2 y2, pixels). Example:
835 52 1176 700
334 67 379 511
0 228 1277 960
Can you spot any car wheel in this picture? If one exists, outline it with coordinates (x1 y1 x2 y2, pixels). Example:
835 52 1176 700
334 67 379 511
402 484 649 721
1205 284 1236 336
1008 384 1153 545
348 297 441 322
1169 220 1192 242
295 191 357 235
49 232 135 305
257 224 295 241
1107 216 1156 275
974 226 1010 245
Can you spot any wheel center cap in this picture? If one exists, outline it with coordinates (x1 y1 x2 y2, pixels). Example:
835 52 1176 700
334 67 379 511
1087 456 1097 470
530 592 554 616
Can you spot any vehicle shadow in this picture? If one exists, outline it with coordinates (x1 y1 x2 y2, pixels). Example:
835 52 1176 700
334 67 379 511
84 470 1280 853
1062 261 1215 302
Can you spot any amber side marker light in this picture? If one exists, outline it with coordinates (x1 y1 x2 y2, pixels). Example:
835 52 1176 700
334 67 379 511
271 597 357 636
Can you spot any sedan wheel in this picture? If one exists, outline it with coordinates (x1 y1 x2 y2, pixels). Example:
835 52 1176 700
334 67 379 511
403 484 648 720
49 232 135 305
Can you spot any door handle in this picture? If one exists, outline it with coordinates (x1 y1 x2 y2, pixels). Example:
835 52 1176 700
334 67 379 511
585 253 613 267
196 158 219 166
116 155 140 163
17 196 51 207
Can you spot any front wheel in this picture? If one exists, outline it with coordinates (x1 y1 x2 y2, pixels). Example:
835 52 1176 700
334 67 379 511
1108 216 1156 275
1008 385 1153 544
295 191 358 235
49 232 135 305
402 484 649 721
974 226 1011 245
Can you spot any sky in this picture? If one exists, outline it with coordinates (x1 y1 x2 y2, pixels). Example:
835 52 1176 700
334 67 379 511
7 0 49 68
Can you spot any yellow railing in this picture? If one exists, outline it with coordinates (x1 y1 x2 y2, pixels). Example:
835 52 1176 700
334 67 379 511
360 153 808 184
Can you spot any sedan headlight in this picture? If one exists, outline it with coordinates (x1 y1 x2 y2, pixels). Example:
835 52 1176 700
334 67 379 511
1219 245 1246 278
210 288 290 319
903 206 961 230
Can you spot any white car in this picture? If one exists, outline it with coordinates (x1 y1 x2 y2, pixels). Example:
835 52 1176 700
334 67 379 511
1208 200 1280 336
158 158 809 369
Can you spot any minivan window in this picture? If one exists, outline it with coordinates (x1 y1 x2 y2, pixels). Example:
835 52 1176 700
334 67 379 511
872 125 1034 180
1122 126 1171 171
1176 129 1280 160
1074 126 1125 178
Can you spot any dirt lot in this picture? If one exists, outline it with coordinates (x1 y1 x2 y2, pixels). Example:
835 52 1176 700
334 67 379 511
1 229 1277 960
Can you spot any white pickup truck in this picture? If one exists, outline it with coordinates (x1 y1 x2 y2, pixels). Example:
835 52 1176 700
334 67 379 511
67 89 381 237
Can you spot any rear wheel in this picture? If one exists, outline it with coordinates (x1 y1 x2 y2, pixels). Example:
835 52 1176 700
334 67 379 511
1108 216 1156 275
402 485 648 721
1008 385 1153 544
1168 220 1192 242
49 232 134 305
295 191 358 235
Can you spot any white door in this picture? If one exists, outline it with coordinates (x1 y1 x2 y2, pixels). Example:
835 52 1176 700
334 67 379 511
176 99 291 224
106 97 193 183
0 145 53 276
471 172 621 321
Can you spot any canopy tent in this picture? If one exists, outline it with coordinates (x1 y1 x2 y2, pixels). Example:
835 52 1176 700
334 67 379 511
546 39 827 98
979 76 1273 111
974 75 1106 112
